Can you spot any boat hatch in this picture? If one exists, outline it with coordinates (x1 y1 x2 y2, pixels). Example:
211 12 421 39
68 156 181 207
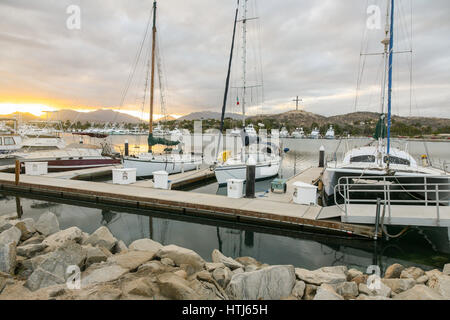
384 156 410 166
350 155 376 163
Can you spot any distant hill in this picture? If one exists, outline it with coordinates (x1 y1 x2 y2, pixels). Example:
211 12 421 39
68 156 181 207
177 111 242 121
0 112 40 122
56 109 142 123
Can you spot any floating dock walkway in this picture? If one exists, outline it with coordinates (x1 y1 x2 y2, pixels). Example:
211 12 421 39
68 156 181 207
0 171 378 239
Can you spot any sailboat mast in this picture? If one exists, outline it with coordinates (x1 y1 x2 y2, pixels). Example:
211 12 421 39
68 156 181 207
387 0 395 155
241 0 248 127
149 1 157 146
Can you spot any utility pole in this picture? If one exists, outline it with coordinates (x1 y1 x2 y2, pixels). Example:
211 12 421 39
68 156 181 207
293 96 302 111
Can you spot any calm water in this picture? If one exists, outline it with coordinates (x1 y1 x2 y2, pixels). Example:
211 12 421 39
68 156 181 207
1 135 449 273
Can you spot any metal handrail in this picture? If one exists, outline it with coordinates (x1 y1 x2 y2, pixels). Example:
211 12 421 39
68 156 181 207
334 175 449 225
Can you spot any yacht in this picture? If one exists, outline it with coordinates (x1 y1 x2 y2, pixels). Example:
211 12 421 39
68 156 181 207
309 127 320 139
292 128 306 139
279 127 289 138
0 119 22 156
19 123 66 150
325 125 335 139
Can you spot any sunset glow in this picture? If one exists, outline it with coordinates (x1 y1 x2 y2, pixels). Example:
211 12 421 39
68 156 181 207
0 103 56 117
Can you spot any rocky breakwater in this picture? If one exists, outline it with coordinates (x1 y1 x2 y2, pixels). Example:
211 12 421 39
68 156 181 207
1 212 450 300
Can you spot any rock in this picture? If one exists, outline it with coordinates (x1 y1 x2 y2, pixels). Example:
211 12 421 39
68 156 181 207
227 265 296 300
84 226 117 251
295 268 347 286
125 277 155 297
358 282 391 298
212 267 232 288
112 240 128 254
11 218 36 241
416 275 429 285
82 286 122 300
137 261 166 275
0 242 16 275
48 287 66 298
25 243 86 291
35 212 60 236
161 258 175 267
427 274 450 299
107 250 155 271
334 281 359 299
347 268 363 281
21 234 45 246
16 243 47 258
352 274 369 286
85 246 109 267
190 278 228 300
303 284 318 300
381 279 416 294
82 263 129 287
245 264 258 272
0 226 22 246
205 262 225 272
444 264 450 276
313 284 344 300
319 266 348 276
42 227 83 251
235 256 261 267
384 263 404 279
211 249 243 270
157 245 205 272
291 281 306 299
129 238 162 255
232 267 245 275
0 218 14 233
157 273 200 300
20 252 51 277
400 267 425 280
196 270 214 282
174 270 188 280
393 284 445 300
357 294 391 300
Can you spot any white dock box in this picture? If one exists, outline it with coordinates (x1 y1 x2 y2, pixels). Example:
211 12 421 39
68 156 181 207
112 168 136 185
25 162 48 176
292 182 318 205
227 179 245 199
153 170 169 189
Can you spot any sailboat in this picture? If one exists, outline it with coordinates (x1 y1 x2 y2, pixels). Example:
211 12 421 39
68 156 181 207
322 0 449 204
214 0 282 185
123 1 202 177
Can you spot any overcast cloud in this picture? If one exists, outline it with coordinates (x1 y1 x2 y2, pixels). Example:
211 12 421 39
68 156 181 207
0 0 449 118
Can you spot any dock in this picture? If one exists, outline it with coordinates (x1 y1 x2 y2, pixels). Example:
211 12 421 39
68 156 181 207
0 171 379 239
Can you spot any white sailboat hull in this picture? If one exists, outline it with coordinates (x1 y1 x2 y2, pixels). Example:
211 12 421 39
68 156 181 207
215 158 281 185
123 154 202 177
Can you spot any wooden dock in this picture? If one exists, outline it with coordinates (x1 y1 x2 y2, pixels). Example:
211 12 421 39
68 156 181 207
0 172 378 239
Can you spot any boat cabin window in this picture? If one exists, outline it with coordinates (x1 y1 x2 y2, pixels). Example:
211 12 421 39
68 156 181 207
350 155 376 163
3 137 15 145
384 156 410 166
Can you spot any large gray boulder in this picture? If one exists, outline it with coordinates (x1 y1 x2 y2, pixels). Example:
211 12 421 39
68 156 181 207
313 284 344 300
358 282 391 298
84 246 109 267
16 243 47 258
107 250 155 271
226 265 296 300
11 219 36 241
0 242 16 275
25 242 86 291
157 245 205 272
0 226 22 246
81 263 129 287
427 274 450 299
400 267 425 280
393 284 445 300
211 249 243 270
291 280 306 299
334 281 359 299
84 226 117 251
0 217 14 233
443 264 450 276
382 278 416 294
128 238 162 255
157 272 200 300
42 227 83 251
35 212 60 236
295 267 347 286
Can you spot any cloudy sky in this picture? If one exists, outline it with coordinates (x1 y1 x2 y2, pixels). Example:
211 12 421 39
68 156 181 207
0 0 449 119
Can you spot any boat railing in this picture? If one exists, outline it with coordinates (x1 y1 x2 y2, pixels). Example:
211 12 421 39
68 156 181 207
334 175 449 224
429 158 449 174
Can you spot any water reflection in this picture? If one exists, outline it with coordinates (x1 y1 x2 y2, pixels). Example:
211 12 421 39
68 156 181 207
0 193 448 273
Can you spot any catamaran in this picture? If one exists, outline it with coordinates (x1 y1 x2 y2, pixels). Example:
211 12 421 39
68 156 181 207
122 1 202 177
214 0 282 185
322 0 449 205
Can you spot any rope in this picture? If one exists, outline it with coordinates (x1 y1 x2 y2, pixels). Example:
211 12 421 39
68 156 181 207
380 201 410 238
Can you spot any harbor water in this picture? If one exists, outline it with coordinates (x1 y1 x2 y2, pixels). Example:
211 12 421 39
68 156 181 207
1 134 449 273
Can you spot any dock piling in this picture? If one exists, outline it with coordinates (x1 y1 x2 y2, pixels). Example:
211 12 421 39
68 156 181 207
374 198 381 240
245 161 256 199
124 140 129 156
15 160 20 185
319 145 325 168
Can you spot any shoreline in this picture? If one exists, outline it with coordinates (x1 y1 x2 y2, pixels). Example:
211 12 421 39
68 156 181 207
1 212 449 300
